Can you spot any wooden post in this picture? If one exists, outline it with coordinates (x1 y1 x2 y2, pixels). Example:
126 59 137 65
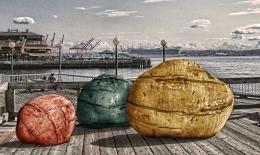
77 88 81 98
6 88 15 121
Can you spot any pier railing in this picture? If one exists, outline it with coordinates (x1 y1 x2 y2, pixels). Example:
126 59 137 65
0 73 95 83
1 76 260 121
220 77 260 99
0 59 152 69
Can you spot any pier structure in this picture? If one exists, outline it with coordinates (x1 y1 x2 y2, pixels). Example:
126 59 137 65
0 75 259 154
0 58 152 70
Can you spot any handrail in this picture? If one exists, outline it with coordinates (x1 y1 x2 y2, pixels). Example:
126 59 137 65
59 73 95 79
220 77 260 84
0 73 95 83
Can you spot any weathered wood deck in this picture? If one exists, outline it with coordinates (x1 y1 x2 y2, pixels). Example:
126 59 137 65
0 90 259 155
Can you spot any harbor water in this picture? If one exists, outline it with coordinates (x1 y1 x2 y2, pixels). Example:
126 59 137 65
0 56 260 78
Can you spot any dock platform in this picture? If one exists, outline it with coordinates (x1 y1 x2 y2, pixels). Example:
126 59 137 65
0 59 152 69
0 90 259 155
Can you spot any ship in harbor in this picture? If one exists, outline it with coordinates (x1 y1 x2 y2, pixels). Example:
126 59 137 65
127 46 182 56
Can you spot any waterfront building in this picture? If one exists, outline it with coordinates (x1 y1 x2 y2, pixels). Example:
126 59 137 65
0 29 52 60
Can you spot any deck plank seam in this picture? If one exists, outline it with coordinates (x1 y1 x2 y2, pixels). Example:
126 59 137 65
226 121 260 142
110 128 120 155
158 138 174 155
206 136 245 155
81 128 86 155
176 139 208 155
231 119 260 136
124 128 137 155
221 127 260 153
136 132 156 155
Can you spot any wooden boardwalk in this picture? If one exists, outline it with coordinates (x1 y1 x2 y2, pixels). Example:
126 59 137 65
0 90 259 155
0 114 260 155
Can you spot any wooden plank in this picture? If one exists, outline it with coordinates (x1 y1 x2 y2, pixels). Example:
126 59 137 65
221 127 260 152
48 142 68 155
207 136 244 155
230 119 260 136
65 126 85 155
0 136 21 155
194 139 225 155
8 82 88 90
0 136 25 154
98 128 118 155
0 83 8 93
13 142 36 155
0 91 6 116
234 93 260 99
6 88 15 121
82 128 100 155
225 121 260 142
125 128 153 155
29 145 52 155
0 113 9 125
217 131 260 155
241 117 258 124
0 122 21 154
111 127 135 155
220 77 260 84
0 132 14 146
160 138 189 155
175 138 208 155
142 136 171 155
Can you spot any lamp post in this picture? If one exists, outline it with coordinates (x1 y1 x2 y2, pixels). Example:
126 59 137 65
8 41 15 75
57 42 63 81
160 40 167 62
113 37 120 76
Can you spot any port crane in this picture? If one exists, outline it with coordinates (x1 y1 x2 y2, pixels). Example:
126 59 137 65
69 38 101 58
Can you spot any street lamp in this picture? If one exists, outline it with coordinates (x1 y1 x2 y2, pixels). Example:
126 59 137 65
57 42 63 81
8 41 15 75
113 37 120 76
160 40 167 62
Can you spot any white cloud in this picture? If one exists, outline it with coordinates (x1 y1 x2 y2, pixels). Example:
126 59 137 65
144 0 173 3
101 31 141 36
236 0 260 5
232 29 256 34
231 24 260 39
53 15 58 19
87 6 102 10
248 36 260 40
244 24 260 29
13 17 35 24
229 8 260 15
64 42 74 47
120 32 141 35
74 6 86 11
103 10 118 13
190 19 211 28
231 34 244 40
96 10 137 17
220 42 252 50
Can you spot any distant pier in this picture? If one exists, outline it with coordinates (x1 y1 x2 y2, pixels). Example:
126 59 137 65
0 59 152 69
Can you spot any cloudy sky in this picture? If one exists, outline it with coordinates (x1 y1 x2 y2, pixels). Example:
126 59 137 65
0 0 260 48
